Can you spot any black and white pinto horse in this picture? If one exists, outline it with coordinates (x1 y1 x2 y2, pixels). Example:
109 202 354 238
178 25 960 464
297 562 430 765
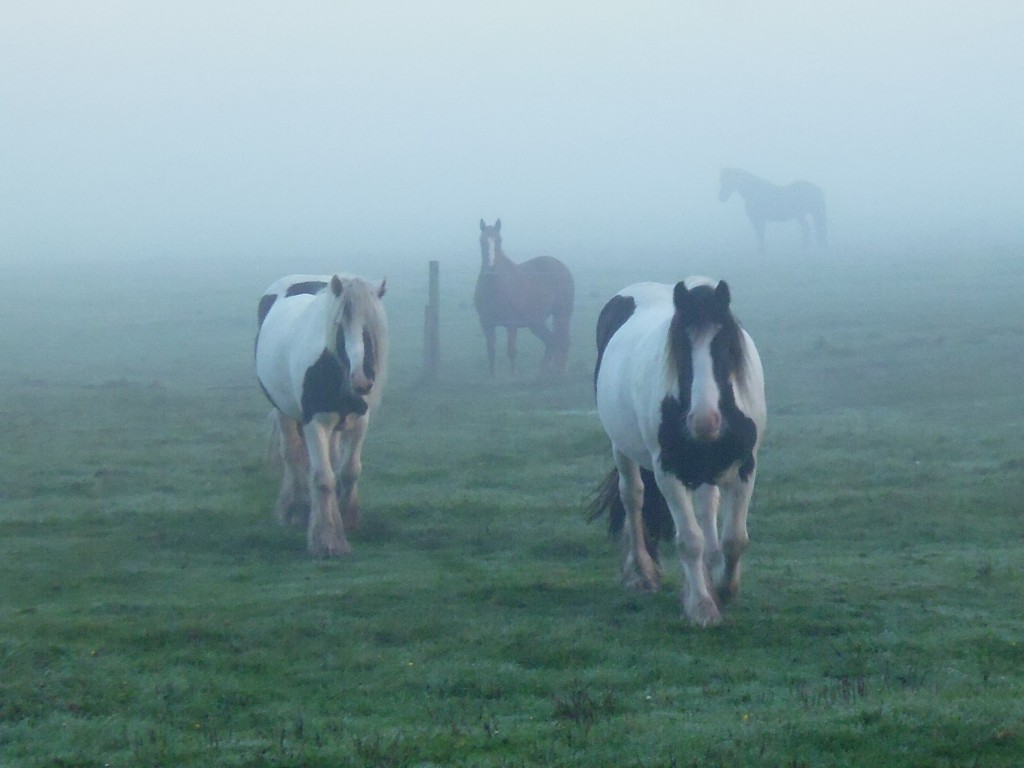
591 278 766 627
255 274 388 557
719 168 827 253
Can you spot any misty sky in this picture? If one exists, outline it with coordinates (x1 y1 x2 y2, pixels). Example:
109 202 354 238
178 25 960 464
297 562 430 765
2 1 1021 263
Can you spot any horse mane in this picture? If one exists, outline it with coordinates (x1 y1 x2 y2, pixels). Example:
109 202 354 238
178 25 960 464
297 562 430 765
667 278 747 391
721 167 749 185
324 277 389 410
722 167 774 194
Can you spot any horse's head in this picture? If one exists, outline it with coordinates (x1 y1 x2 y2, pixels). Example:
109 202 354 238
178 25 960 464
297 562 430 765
670 278 745 442
718 169 736 202
327 274 388 402
479 218 503 269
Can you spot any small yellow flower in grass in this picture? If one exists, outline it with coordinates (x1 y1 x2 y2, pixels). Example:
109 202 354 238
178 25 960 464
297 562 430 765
194 722 202 730
742 713 750 723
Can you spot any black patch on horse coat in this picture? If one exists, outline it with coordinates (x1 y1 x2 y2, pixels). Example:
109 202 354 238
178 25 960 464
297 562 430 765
300 349 368 424
659 281 757 489
658 396 757 489
257 294 277 328
286 280 328 298
593 294 636 390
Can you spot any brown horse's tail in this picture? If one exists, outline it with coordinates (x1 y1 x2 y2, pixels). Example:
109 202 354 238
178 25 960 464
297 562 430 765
551 268 574 372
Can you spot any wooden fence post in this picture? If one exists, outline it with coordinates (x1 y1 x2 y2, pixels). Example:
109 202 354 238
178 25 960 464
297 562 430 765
423 260 440 382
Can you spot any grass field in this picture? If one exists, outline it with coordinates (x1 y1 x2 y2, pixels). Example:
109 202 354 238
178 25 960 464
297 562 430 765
2 243 1023 767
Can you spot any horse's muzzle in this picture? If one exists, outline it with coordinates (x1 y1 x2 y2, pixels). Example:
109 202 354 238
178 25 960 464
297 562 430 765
352 370 374 396
687 410 722 441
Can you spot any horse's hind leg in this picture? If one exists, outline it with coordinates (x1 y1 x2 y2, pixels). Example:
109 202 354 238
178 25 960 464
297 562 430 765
482 323 497 377
302 416 350 556
273 414 309 526
813 208 828 249
750 216 766 254
527 320 556 374
506 327 519 376
799 216 811 250
715 471 756 603
550 308 572 375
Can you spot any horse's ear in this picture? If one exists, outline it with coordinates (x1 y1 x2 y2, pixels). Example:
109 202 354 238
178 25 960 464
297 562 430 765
331 275 343 297
377 278 387 299
495 218 501 232
715 280 731 308
673 281 689 310
480 219 486 232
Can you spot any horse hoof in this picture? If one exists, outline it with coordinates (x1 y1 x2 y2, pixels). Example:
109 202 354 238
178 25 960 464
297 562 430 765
714 566 742 604
623 571 660 594
311 538 352 557
685 595 722 628
716 582 740 605
275 500 309 527
341 504 363 531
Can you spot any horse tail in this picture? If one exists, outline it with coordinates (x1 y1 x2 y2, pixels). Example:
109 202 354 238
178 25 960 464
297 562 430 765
810 187 828 248
265 409 283 470
549 265 575 370
588 468 623 529
588 467 675 552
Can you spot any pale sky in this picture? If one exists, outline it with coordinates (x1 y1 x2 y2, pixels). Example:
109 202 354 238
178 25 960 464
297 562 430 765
2 1 1021 263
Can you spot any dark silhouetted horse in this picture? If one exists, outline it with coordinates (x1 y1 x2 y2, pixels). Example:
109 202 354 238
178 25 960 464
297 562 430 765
474 219 574 377
719 168 827 253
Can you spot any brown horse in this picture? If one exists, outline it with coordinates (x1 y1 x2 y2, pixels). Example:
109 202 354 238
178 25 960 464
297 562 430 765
474 219 574 377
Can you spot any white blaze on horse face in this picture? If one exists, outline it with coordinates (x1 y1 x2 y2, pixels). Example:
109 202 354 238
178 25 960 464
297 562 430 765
481 234 497 267
342 321 372 394
687 326 723 440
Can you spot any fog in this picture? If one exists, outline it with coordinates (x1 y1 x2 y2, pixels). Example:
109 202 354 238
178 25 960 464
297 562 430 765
2 1 1022 266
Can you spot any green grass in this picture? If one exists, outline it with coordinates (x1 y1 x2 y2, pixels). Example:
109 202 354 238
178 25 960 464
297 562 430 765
1 246 1023 766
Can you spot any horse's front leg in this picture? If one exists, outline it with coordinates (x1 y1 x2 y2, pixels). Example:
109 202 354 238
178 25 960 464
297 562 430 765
615 452 660 592
506 327 518 376
302 415 350 557
273 413 309 526
753 219 766 254
528 320 555 371
482 323 497 377
715 470 756 603
695 484 723 583
655 468 721 627
799 216 810 250
333 415 368 531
